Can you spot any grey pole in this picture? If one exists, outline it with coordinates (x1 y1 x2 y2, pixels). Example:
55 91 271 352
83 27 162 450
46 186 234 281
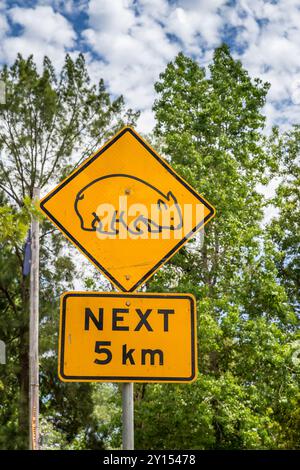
122 382 134 450
29 187 40 450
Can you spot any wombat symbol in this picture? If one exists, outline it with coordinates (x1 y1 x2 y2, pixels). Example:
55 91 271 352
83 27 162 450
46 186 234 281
74 174 183 235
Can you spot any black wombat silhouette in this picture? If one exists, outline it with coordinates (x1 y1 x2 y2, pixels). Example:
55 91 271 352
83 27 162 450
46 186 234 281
74 174 183 235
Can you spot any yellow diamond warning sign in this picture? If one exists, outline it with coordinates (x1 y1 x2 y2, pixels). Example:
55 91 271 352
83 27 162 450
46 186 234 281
59 292 197 383
40 127 215 291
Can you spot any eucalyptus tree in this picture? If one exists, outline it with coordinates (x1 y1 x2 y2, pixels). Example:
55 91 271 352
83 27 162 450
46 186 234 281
131 45 299 449
0 53 138 448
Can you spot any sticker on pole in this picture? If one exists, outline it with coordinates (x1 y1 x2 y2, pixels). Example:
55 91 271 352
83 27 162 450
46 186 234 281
59 292 197 383
40 127 215 292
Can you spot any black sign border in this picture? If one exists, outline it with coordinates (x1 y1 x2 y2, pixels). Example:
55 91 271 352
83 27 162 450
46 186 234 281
40 127 215 292
59 292 196 382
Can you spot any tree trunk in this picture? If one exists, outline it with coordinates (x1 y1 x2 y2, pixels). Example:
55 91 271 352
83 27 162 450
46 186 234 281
18 330 29 449
18 274 30 449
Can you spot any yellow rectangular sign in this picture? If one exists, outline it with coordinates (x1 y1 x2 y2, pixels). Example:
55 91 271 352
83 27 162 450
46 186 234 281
59 292 197 383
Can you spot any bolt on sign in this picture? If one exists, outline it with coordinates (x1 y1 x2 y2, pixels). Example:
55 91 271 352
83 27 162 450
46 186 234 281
59 292 197 383
40 127 215 292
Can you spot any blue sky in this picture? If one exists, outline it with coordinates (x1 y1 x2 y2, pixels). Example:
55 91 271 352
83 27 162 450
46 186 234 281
0 0 299 132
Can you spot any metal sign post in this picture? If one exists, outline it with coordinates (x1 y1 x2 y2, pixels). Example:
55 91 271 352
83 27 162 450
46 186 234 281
29 187 40 450
122 383 134 450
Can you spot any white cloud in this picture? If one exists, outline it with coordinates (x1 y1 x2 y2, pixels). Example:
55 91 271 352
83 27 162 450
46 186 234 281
37 0 89 15
0 13 8 38
0 5 9 61
83 0 180 132
0 0 8 35
83 0 229 132
169 0 227 46
224 0 300 129
1 5 76 69
0 0 299 134
87 0 135 33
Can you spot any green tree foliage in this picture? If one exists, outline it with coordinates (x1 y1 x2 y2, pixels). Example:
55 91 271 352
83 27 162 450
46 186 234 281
0 199 29 448
1 45 299 451
0 53 138 449
130 45 299 449
268 127 300 313
0 53 138 202
267 126 300 446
